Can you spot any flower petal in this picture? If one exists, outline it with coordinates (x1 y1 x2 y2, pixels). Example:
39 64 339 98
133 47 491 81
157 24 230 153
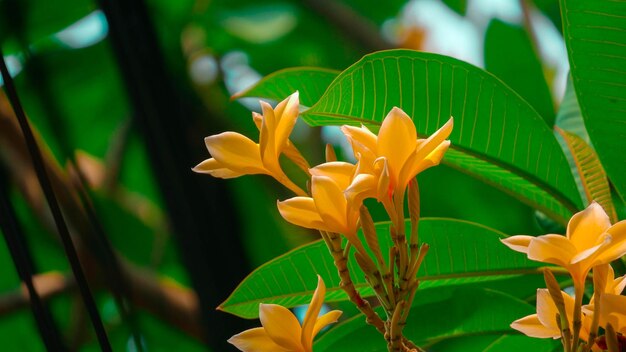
259 101 278 169
377 107 417 183
341 125 377 157
415 118 454 161
259 304 303 351
274 92 300 155
192 158 245 179
312 310 342 338
310 162 356 189
599 294 626 334
228 327 292 352
204 132 266 175
535 288 577 335
399 118 453 186
607 313 626 336
374 158 391 201
345 173 378 206
611 274 626 296
417 140 451 172
301 276 325 351
252 112 263 131
571 241 606 264
500 235 534 254
527 234 578 267
312 176 350 234
511 314 559 338
277 197 329 232
590 220 626 265
567 202 612 251
535 289 560 331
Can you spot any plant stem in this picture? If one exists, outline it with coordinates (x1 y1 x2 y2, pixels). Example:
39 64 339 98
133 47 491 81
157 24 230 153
572 283 585 350
321 231 386 335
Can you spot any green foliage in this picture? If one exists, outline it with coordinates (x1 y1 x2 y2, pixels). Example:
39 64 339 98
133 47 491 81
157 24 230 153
428 334 560 352
234 67 340 107
555 128 616 221
302 50 581 217
561 0 626 200
4 0 626 350
442 0 468 16
238 50 584 224
484 19 554 125
555 75 588 142
314 287 558 351
9 0 95 44
219 218 546 319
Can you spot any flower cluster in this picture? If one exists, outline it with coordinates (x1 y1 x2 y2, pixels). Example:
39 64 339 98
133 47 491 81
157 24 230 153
195 92 453 351
502 202 626 350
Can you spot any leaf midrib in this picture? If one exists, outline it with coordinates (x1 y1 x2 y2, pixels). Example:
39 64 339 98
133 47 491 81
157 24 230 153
219 268 549 313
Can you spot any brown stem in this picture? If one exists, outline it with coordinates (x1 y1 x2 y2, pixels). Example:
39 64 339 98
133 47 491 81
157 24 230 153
571 283 585 350
388 300 406 351
321 231 387 335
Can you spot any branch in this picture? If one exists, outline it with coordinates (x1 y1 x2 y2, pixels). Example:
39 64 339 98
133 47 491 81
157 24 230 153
0 91 204 341
0 272 72 316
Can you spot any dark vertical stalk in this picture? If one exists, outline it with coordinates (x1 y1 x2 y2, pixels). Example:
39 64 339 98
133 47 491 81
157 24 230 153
0 50 112 352
0 167 66 351
67 163 144 352
97 0 252 349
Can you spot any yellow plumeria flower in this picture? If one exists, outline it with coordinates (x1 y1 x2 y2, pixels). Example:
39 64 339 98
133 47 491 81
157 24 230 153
587 264 626 308
580 265 626 337
193 92 306 196
341 107 453 199
228 275 342 352
277 162 361 239
512 288 591 341
597 294 626 335
501 202 626 288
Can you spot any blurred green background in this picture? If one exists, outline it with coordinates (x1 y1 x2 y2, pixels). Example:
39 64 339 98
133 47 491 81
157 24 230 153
0 0 568 350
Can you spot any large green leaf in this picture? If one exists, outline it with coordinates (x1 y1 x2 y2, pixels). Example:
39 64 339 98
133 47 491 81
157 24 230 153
219 218 546 319
484 19 555 125
300 50 582 222
561 0 626 200
233 67 340 107
442 148 574 223
429 334 560 351
314 287 556 351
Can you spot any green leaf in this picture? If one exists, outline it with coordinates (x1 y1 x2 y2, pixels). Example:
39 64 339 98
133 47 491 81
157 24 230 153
314 287 554 351
442 0 468 16
484 19 555 125
232 67 340 107
560 0 626 200
555 75 590 143
12 0 95 44
442 148 574 224
219 218 545 319
301 49 582 223
429 334 559 352
555 127 617 222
